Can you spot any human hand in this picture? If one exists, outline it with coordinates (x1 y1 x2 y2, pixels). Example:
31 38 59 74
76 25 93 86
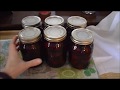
2 35 42 79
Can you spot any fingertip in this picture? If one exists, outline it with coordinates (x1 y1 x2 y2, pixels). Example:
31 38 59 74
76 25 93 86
13 35 18 40
36 58 42 64
25 58 43 68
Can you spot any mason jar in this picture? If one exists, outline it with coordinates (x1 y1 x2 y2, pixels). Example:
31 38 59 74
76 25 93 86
18 27 43 63
43 25 67 68
68 28 94 69
44 15 64 29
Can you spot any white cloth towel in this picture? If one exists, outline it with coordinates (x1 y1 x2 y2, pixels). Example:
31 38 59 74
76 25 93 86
86 11 120 75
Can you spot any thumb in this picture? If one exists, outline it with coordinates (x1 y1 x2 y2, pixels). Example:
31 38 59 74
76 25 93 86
25 58 42 68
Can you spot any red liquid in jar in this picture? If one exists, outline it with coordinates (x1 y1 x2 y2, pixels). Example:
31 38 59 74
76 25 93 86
69 42 93 69
44 41 67 68
20 39 43 61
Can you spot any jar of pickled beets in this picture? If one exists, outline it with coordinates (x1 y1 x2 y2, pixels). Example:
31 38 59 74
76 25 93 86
68 28 94 69
18 27 43 64
43 25 67 68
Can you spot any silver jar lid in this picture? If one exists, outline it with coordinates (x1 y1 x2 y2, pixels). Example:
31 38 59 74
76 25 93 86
67 16 87 28
22 16 41 28
71 28 93 45
45 15 64 26
19 27 41 43
44 25 66 42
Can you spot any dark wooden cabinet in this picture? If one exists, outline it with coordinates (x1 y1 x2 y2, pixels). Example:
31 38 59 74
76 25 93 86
0 11 112 30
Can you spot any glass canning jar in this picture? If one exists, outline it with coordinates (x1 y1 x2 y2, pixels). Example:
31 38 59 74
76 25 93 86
68 28 94 69
43 25 67 68
18 27 43 63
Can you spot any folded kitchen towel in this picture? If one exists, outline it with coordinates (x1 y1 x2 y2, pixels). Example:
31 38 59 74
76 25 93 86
86 11 120 75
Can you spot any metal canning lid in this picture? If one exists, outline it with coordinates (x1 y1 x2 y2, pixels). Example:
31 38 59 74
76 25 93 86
19 27 41 43
22 16 41 27
71 28 93 45
44 25 67 42
45 15 64 26
67 16 87 28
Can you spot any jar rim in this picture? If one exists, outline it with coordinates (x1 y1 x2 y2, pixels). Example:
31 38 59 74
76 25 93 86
45 15 64 26
19 27 41 43
44 25 67 42
22 16 41 27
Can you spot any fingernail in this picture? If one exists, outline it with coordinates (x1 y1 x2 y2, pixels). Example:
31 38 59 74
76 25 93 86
36 58 42 63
